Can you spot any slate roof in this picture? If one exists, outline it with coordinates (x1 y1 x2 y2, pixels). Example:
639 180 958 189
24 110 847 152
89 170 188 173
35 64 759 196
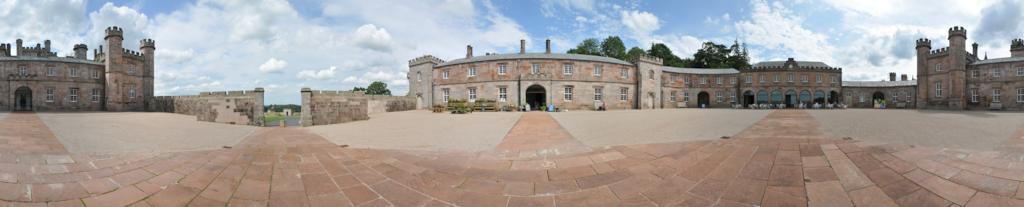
752 61 831 68
0 56 104 66
436 53 633 67
661 66 739 75
842 80 917 87
970 56 1024 65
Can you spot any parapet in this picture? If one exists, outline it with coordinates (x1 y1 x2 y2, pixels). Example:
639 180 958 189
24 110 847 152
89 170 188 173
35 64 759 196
916 38 932 48
948 26 966 38
633 54 663 65
140 39 155 49
409 55 444 66
122 48 145 61
105 26 124 39
73 44 87 50
1012 39 1024 50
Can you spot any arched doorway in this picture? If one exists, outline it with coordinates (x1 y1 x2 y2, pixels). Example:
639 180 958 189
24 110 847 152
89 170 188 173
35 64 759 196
785 90 797 107
872 91 885 101
814 90 826 104
829 91 840 104
770 90 783 105
742 91 754 107
525 85 546 111
799 90 812 105
756 90 769 104
14 86 32 111
697 91 710 108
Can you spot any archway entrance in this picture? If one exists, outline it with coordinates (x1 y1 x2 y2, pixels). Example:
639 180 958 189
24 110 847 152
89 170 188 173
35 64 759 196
742 91 754 107
785 90 797 107
872 91 885 108
829 91 840 104
14 86 32 111
648 93 655 109
697 91 710 108
525 85 546 111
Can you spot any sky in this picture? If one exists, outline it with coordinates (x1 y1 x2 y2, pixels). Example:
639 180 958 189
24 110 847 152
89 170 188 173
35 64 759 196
2 0 1022 104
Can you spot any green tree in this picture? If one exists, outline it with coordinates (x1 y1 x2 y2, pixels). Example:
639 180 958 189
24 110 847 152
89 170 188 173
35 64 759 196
599 36 626 60
567 38 601 56
365 81 391 95
625 46 647 61
647 43 689 67
352 87 367 92
692 42 730 68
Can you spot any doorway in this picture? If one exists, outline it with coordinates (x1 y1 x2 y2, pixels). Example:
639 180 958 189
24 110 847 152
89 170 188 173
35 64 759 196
525 85 546 111
697 91 710 108
15 86 32 111
785 90 797 107
742 91 754 107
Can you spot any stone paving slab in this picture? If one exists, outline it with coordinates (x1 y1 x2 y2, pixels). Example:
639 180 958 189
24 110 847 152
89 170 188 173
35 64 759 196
309 110 521 151
810 109 1024 151
551 109 770 147
37 112 258 154
0 113 68 155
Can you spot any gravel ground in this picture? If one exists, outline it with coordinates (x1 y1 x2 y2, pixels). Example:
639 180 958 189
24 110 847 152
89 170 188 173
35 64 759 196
38 112 258 154
809 109 1024 150
551 109 771 147
308 110 521 151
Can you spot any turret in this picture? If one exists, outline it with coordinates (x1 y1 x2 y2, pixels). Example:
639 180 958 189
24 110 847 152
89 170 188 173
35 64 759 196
947 26 967 68
915 38 931 108
15 39 22 56
73 44 88 59
1011 38 1024 57
972 42 978 59
44 40 50 51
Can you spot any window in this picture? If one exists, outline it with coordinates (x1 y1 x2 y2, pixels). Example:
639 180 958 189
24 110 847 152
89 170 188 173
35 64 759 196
970 88 979 103
816 74 822 83
774 74 780 82
619 87 628 101
93 69 100 79
715 91 723 103
993 69 1004 77
468 88 477 101
442 70 449 79
787 73 794 82
46 87 55 102
416 72 422 81
594 87 603 101
759 74 766 83
69 88 79 102
801 75 808 83
670 91 677 101
858 95 865 103
70 67 79 77
498 87 507 102
972 70 981 78
700 76 707 84
47 66 56 76
716 77 723 85
128 87 136 100
935 63 942 71
620 68 628 78
563 64 573 75
648 70 654 80
498 64 507 75
730 77 736 84
993 89 1002 103
563 86 573 101
730 93 736 102
934 81 943 97
91 88 100 102
468 67 477 77
128 65 136 75
18 66 27 76
832 76 838 83
1018 88 1024 103
683 92 690 102
1018 67 1024 77
905 91 911 102
745 75 752 83
442 88 450 102
685 76 691 84
532 64 541 74
593 65 602 77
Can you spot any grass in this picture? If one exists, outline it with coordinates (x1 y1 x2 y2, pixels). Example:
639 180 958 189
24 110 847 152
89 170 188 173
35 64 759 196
264 114 299 125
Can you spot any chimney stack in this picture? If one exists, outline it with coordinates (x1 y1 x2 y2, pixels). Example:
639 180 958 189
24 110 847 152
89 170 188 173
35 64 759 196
545 39 551 54
520 39 526 54
889 72 896 81
466 45 473 58
972 42 979 59
900 74 908 81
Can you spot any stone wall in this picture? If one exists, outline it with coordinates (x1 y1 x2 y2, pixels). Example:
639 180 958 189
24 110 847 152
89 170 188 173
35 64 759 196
301 88 417 126
149 88 265 125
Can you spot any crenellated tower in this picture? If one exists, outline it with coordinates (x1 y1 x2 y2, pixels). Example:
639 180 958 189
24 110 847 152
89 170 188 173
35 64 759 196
915 38 931 108
1012 38 1024 57
408 55 444 109
73 44 88 59
947 26 967 109
140 39 155 110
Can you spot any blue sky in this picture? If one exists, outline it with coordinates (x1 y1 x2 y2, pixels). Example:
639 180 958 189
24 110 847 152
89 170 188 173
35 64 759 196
3 0 1022 104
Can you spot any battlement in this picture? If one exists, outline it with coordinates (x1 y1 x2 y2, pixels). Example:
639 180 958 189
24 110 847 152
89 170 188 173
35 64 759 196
105 26 124 39
199 88 265 97
916 38 932 48
929 47 949 55
122 48 146 61
633 54 663 65
408 55 444 66
748 65 842 71
948 26 967 38
73 44 87 50
0 43 11 57
1012 39 1024 50
140 39 155 49
14 39 57 57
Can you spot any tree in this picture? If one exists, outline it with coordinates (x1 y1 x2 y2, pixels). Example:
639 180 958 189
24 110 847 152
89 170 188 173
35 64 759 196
647 43 689 67
599 36 626 60
352 87 367 92
567 38 601 56
625 46 646 61
365 81 391 95
692 42 730 68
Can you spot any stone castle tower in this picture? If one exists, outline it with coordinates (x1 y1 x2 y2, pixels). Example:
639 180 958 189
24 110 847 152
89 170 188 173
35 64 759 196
916 26 969 109
103 26 154 111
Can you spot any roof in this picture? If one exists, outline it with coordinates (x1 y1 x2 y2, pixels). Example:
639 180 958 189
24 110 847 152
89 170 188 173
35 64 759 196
0 56 104 66
436 53 633 67
753 60 831 68
842 80 917 87
970 56 1024 65
661 66 739 75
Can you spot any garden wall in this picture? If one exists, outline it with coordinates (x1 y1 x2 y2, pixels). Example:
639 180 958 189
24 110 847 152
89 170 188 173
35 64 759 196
149 88 265 126
300 88 417 126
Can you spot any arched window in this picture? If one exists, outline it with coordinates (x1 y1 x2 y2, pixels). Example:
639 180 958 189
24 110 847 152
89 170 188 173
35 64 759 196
649 70 655 80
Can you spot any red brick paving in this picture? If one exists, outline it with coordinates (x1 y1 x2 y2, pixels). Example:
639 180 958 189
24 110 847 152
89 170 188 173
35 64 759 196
2 111 1024 206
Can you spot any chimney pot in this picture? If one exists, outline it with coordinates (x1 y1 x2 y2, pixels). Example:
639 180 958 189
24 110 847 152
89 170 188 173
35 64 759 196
889 72 896 82
900 74 908 81
520 39 525 54
545 39 551 54
466 45 473 58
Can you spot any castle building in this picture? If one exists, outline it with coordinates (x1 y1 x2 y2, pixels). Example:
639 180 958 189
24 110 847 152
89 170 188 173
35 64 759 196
1 26 155 111
410 26 1024 111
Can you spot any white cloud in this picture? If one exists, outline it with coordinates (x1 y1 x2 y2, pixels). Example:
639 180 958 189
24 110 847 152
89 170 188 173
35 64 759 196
620 10 661 41
297 66 338 80
258 58 287 73
540 0 597 17
0 0 87 56
352 24 395 52
735 0 834 63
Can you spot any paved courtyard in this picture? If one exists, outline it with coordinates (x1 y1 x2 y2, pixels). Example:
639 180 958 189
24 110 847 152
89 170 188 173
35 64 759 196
37 112 259 154
2 109 1024 206
307 111 521 151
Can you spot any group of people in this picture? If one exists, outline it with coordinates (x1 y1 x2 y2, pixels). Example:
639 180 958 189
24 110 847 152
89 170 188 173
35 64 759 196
733 102 847 109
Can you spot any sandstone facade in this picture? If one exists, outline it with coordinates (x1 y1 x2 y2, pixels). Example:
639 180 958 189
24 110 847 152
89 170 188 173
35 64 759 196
917 26 1024 111
301 89 417 126
149 88 265 125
